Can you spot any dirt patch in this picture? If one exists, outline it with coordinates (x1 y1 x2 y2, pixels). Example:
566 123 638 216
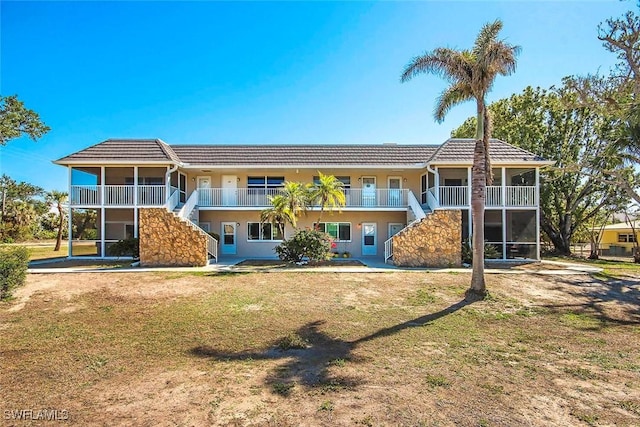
1 271 639 426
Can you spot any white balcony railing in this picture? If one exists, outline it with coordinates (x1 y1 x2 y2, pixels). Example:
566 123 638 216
505 186 536 207
197 188 409 208
70 185 100 205
431 185 536 208
486 186 502 207
137 185 166 206
439 186 468 207
70 185 166 206
104 185 134 205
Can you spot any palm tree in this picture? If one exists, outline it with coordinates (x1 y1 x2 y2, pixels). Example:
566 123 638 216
309 172 346 225
260 195 293 238
401 20 520 298
279 181 311 227
260 181 310 237
46 190 67 251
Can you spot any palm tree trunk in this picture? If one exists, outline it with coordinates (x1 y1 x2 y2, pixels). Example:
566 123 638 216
54 202 63 252
468 98 487 299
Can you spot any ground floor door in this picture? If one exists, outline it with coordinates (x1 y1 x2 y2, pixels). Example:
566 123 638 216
388 223 404 238
221 222 237 255
362 222 377 256
179 173 187 203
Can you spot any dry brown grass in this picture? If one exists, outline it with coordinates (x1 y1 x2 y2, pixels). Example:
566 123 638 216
1 271 639 426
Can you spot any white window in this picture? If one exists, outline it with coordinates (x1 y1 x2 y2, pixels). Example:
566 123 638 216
315 222 351 242
247 176 285 190
248 222 283 241
618 233 637 243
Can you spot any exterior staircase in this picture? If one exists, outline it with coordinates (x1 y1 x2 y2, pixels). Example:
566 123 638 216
170 190 218 262
385 191 428 263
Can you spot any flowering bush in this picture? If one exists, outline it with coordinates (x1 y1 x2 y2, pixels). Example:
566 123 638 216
275 228 333 263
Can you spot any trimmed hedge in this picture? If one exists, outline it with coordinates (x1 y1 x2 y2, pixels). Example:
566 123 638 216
0 246 30 300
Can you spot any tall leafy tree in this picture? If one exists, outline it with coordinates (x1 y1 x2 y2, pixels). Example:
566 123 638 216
401 20 519 298
46 191 68 251
310 172 346 224
0 95 50 145
0 175 45 242
596 8 640 203
452 80 628 254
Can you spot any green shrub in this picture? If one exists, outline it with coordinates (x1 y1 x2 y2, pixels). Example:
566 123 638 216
107 238 139 259
462 239 502 264
275 228 333 263
0 246 30 300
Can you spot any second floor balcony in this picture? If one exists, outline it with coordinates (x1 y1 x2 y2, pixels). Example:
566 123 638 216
70 184 168 207
429 185 537 208
197 188 409 209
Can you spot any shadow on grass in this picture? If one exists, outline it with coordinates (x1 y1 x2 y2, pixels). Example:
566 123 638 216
189 299 472 395
539 274 640 326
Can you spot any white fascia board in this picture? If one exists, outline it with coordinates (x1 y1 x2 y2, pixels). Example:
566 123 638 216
180 163 427 170
53 160 182 166
429 160 554 167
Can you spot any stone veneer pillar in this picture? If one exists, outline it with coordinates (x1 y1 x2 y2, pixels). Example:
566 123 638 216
392 210 462 268
138 208 208 267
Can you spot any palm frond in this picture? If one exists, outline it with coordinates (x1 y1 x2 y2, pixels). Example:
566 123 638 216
483 42 520 76
400 48 472 83
434 83 472 122
473 20 503 54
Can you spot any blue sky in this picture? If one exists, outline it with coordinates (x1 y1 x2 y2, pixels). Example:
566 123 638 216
0 0 633 192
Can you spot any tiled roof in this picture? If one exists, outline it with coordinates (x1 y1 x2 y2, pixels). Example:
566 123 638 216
429 138 545 163
55 139 181 164
170 144 437 166
54 138 548 166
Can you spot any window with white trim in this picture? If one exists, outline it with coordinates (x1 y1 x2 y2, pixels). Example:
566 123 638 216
315 222 351 242
618 233 637 243
247 176 285 190
247 222 284 241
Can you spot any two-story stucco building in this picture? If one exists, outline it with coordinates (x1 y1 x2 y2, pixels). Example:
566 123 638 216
54 138 552 266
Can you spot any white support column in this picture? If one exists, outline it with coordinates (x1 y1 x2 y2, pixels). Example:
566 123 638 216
468 208 472 242
100 166 106 258
434 167 440 205
467 167 472 206
502 208 507 260
535 167 541 260
502 167 507 259
134 166 139 207
68 166 73 258
501 167 506 207
166 166 170 209
134 208 138 238
100 166 105 206
100 207 106 258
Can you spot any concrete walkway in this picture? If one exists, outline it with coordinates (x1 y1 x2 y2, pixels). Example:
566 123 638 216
27 258 602 275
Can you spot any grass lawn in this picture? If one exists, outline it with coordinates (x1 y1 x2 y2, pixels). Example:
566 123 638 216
1 271 639 426
1 241 98 261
